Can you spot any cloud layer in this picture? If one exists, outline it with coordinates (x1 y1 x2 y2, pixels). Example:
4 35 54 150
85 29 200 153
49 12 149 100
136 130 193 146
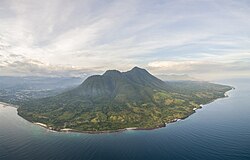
0 0 250 80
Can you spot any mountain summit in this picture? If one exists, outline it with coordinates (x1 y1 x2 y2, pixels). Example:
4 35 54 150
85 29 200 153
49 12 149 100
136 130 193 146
76 67 167 102
18 67 232 132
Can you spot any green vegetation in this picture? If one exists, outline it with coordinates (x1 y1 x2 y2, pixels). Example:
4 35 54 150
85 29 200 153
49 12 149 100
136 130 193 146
17 67 232 132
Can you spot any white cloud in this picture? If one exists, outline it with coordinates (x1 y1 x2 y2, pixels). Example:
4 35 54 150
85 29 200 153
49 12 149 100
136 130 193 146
0 55 99 77
0 0 249 79
148 54 250 80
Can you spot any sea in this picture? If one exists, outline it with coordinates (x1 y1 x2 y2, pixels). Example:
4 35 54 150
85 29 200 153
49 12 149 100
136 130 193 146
0 78 249 160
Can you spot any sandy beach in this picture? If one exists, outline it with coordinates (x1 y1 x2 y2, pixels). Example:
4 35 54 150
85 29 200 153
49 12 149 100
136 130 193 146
34 122 47 128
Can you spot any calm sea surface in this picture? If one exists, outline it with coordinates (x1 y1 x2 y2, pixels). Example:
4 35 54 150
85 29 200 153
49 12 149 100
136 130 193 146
0 78 249 160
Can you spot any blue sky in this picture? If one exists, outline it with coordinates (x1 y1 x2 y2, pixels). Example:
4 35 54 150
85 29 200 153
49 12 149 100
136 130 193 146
0 0 250 80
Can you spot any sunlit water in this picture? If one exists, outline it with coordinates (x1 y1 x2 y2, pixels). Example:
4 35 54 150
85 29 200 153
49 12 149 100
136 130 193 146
0 79 249 160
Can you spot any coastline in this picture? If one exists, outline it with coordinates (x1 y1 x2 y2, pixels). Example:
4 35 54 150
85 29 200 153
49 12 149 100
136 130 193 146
0 102 19 108
2 88 233 134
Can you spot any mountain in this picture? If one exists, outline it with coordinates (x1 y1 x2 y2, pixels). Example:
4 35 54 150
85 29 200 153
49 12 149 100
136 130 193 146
17 67 232 132
64 67 168 103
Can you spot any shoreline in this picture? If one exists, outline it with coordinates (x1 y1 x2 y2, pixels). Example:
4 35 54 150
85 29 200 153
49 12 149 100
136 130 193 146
0 102 18 108
2 88 233 134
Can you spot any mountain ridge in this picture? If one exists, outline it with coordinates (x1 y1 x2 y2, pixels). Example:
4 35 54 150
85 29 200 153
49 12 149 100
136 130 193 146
73 66 167 102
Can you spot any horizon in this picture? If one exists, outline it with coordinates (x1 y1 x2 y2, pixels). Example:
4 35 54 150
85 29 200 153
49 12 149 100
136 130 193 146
0 66 196 81
0 0 250 80
0 66 244 82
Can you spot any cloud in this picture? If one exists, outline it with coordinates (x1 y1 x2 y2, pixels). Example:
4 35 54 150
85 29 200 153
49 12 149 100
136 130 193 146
0 59 98 77
0 0 249 79
0 53 101 77
148 58 250 80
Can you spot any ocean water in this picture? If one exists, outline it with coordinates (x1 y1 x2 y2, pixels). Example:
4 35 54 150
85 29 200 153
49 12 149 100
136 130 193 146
0 78 249 160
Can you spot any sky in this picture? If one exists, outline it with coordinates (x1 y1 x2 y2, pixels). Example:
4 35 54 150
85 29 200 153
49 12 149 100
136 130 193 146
0 0 250 80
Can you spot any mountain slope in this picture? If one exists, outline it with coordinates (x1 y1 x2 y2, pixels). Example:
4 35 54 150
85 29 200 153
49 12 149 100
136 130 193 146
60 67 167 103
18 67 232 132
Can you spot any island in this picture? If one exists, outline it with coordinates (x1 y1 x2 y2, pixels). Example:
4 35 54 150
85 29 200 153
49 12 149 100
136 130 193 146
17 67 232 133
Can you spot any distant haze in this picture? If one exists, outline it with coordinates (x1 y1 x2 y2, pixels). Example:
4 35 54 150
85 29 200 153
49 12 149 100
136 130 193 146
0 0 250 80
156 74 197 81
